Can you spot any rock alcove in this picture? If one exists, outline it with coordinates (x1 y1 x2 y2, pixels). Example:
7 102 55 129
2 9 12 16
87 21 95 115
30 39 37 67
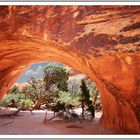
0 6 140 133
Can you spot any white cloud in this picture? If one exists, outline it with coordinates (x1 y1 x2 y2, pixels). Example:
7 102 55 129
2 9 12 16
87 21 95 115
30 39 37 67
24 65 43 77
25 69 34 76
36 65 43 73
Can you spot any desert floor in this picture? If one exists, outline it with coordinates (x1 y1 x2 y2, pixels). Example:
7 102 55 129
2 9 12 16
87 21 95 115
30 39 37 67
0 109 119 135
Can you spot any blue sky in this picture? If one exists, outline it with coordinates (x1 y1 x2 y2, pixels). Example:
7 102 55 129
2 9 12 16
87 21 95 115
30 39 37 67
17 62 63 83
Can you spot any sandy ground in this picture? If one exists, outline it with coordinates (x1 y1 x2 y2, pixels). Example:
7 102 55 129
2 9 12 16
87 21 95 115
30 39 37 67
0 109 119 135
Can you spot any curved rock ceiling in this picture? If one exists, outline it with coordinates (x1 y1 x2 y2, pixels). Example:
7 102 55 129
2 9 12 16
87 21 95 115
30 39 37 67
0 6 140 133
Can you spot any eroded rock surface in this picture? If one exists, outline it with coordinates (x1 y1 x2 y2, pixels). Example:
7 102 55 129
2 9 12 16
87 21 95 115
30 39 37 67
0 6 140 133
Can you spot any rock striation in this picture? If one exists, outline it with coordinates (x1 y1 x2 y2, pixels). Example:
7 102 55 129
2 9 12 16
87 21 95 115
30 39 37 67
0 6 140 133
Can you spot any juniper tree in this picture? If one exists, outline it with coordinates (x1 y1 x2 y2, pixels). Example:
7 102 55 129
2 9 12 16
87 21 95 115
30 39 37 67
44 65 69 92
80 79 95 118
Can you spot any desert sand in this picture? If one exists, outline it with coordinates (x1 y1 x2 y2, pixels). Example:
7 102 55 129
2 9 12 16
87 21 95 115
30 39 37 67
0 109 119 135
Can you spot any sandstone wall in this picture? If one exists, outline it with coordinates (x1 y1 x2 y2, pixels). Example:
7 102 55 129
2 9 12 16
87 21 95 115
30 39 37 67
0 6 140 133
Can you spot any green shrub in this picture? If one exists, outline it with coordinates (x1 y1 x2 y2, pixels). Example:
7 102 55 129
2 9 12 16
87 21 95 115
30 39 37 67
0 93 33 108
19 98 34 108
58 91 80 107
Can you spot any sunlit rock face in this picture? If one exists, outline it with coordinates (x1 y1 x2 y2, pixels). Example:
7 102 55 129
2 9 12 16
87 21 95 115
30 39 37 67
0 6 140 133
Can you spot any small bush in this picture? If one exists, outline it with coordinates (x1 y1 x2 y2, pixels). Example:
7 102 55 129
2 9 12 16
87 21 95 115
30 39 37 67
0 93 33 108
58 91 81 107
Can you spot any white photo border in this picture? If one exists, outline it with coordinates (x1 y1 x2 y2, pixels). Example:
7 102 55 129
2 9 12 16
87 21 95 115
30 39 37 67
0 1 140 139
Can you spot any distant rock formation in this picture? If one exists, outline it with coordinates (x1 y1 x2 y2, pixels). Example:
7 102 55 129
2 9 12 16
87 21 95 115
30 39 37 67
13 82 29 89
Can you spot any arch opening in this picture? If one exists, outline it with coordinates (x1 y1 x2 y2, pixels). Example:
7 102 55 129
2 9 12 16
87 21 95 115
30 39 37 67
7 61 103 119
0 61 105 134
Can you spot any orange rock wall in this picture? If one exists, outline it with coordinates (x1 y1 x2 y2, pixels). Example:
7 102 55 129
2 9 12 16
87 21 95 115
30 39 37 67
0 6 140 133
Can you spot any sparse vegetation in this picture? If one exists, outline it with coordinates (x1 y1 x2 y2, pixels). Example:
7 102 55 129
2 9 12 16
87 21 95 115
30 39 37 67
0 86 33 108
0 63 102 122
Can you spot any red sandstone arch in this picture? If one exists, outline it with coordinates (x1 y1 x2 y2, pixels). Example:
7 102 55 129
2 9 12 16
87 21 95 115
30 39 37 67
0 6 140 133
